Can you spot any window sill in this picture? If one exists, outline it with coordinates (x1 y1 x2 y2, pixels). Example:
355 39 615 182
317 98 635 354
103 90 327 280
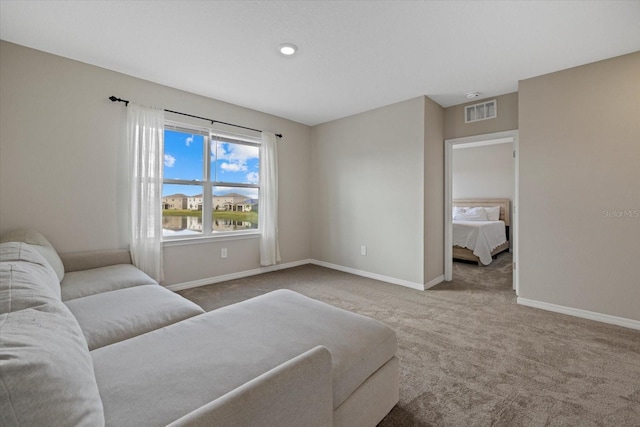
162 231 260 247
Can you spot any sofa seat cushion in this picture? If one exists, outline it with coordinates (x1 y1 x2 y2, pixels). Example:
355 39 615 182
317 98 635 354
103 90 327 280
66 285 205 350
0 301 105 426
61 264 157 301
91 289 397 427
1 242 61 313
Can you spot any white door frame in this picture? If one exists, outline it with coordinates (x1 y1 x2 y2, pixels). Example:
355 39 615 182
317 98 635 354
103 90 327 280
444 130 519 294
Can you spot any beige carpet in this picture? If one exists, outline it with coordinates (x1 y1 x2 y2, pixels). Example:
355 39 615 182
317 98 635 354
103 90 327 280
178 253 640 426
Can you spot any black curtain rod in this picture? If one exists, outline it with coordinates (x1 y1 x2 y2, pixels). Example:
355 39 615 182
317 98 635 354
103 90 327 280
109 96 283 139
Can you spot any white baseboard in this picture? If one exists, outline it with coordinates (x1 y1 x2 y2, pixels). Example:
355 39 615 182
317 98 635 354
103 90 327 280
309 259 425 291
165 259 312 292
517 297 640 331
425 275 445 289
166 258 428 293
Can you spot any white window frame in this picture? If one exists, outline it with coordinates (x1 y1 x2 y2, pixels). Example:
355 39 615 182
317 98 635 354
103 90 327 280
162 120 261 244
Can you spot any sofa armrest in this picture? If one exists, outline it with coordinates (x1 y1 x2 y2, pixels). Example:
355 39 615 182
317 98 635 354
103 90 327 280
60 249 132 272
167 346 333 427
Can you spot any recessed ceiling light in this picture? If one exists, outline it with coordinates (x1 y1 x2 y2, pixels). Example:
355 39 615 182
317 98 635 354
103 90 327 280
279 43 297 56
466 92 480 99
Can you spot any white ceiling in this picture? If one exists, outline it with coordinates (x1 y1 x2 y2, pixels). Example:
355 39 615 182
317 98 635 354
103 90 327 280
1 1 639 126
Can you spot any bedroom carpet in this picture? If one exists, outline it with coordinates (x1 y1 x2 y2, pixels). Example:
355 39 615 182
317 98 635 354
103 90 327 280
178 253 640 426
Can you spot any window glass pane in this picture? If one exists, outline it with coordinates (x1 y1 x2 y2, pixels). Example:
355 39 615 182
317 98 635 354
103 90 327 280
212 186 258 232
486 102 496 118
211 139 259 184
162 183 203 236
466 106 474 122
164 130 204 181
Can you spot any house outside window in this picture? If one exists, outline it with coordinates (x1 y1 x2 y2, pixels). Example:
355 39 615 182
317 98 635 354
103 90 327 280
162 122 260 239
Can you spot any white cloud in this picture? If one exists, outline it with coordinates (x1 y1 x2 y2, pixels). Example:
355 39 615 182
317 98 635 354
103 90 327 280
164 154 176 167
246 172 259 184
185 136 194 147
220 162 247 172
214 142 258 170
245 188 259 199
210 142 259 176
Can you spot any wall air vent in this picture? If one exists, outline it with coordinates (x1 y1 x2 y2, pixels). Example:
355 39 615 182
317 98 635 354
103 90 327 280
465 99 497 123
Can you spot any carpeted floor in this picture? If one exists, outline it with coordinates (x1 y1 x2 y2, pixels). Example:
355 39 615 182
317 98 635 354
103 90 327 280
178 253 640 426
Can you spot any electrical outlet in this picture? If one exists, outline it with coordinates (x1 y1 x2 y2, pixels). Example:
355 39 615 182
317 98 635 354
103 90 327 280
221 248 228 259
360 245 367 256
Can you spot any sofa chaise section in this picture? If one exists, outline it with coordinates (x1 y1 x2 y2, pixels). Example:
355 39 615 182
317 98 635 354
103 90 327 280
91 289 398 427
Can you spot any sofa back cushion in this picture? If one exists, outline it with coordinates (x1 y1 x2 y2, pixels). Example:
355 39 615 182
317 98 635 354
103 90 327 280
0 242 61 311
0 229 65 281
0 243 105 426
0 303 105 426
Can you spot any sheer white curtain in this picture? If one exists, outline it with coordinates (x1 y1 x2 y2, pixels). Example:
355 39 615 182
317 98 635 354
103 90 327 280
127 103 165 281
259 131 281 266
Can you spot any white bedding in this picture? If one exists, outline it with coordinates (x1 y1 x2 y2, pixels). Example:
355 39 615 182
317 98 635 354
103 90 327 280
452 220 507 265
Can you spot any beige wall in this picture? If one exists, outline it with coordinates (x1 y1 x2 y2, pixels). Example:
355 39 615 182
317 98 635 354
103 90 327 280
444 92 518 140
310 96 444 287
452 143 514 201
310 97 428 286
518 52 640 321
0 41 312 286
423 97 444 284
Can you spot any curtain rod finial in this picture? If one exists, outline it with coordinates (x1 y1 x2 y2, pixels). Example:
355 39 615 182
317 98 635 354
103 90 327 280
109 96 129 106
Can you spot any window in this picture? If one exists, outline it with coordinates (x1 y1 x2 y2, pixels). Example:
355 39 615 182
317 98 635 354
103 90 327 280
162 122 260 239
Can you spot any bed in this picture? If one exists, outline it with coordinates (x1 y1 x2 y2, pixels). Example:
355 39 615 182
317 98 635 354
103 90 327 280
452 198 510 265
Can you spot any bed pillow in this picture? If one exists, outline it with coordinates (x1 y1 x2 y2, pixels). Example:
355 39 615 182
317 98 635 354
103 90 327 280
452 206 466 219
453 206 489 221
484 206 501 221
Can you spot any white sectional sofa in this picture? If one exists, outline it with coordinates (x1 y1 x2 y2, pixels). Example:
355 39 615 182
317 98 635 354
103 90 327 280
0 230 399 426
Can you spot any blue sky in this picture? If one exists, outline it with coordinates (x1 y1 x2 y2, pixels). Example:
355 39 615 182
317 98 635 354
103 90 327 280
163 130 259 199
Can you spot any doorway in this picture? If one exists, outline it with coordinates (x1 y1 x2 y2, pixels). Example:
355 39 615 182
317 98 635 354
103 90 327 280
444 130 519 294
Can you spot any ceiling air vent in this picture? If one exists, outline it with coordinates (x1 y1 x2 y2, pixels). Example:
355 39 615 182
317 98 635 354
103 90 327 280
465 99 497 123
